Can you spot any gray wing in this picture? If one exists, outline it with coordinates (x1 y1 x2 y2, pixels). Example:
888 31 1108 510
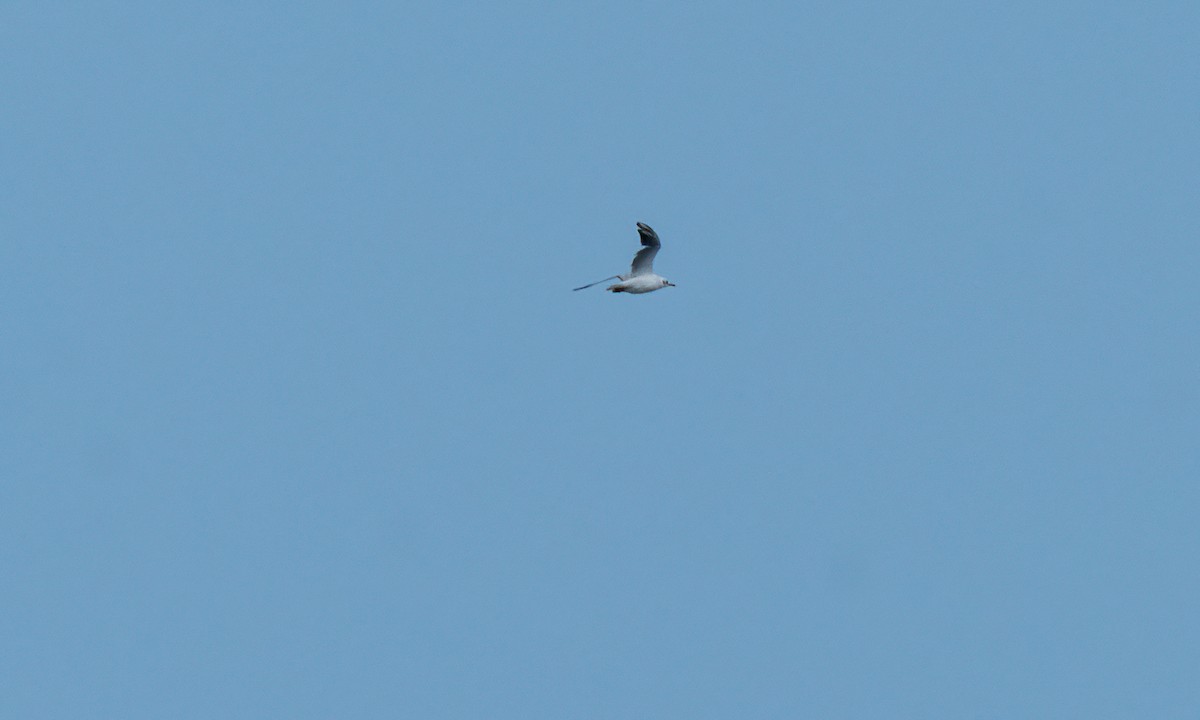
629 222 661 276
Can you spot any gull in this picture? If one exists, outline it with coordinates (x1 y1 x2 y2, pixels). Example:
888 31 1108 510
573 222 676 294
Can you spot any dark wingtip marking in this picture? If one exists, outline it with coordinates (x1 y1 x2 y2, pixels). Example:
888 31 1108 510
636 222 659 247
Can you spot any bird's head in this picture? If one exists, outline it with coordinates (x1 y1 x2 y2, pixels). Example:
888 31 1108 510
662 278 675 288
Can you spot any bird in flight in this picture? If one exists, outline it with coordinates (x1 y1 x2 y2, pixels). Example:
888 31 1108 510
573 222 676 294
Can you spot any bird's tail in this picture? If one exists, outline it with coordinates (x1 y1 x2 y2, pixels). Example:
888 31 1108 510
572 275 620 291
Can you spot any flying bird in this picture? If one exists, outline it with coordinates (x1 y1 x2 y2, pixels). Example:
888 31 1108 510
573 222 676 294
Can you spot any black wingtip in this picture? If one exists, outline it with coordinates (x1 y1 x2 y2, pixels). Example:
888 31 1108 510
636 222 659 246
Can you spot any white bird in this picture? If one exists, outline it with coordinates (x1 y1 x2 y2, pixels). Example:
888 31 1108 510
573 222 676 294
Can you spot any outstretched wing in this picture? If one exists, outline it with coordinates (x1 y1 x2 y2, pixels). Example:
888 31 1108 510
629 222 661 277
572 275 620 291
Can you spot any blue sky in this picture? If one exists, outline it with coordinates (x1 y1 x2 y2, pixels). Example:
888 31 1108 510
3 2 1198 717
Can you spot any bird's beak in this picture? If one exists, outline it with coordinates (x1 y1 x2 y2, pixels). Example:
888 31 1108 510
667 282 676 287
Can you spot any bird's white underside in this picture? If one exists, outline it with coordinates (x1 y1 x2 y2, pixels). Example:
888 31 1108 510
608 274 670 294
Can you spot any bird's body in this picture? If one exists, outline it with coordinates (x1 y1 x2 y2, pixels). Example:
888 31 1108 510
573 222 675 294
606 273 672 293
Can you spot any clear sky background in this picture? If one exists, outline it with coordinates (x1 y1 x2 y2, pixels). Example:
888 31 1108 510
3 2 1198 717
